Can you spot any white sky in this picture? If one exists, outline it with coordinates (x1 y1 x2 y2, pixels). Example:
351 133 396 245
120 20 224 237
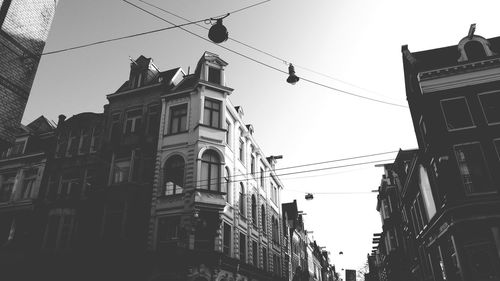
24 0 500 274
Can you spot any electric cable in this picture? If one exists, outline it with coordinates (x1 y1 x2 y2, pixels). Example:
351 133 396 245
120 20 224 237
138 0 404 104
41 0 270 56
122 0 408 108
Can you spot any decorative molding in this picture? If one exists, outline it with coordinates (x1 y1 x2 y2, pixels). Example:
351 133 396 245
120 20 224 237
419 63 500 93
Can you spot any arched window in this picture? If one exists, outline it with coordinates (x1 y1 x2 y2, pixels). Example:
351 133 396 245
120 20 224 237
200 150 220 191
251 195 257 226
261 205 266 234
224 167 230 203
271 216 278 243
239 183 246 216
465 40 486 61
164 155 185 195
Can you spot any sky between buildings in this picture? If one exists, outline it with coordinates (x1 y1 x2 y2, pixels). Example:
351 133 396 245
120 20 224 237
24 0 500 272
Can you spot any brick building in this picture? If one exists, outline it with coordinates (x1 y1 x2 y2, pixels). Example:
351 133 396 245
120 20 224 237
0 0 58 150
370 26 500 281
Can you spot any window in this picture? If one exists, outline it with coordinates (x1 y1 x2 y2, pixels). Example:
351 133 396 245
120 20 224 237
90 126 101 153
271 183 278 203
272 216 279 243
495 139 500 159
168 104 187 134
147 104 161 136
454 143 493 194
203 98 221 128
411 192 428 235
124 109 142 134
419 165 437 220
0 173 15 202
239 183 246 216
113 159 131 184
465 40 487 61
9 139 26 156
226 120 232 147
252 241 258 266
261 205 266 234
479 91 500 124
44 209 76 250
21 168 37 199
251 155 256 175
223 222 231 256
262 247 268 271
251 195 257 226
224 167 230 203
273 254 281 276
440 97 474 130
200 150 220 191
66 130 79 156
260 167 265 187
60 170 82 199
157 216 181 244
79 128 91 154
208 66 221 84
239 140 245 162
239 233 246 262
83 167 97 195
110 113 121 142
164 155 185 195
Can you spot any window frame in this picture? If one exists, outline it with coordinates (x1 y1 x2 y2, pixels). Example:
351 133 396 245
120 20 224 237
200 150 221 191
478 90 500 125
494 138 500 160
440 96 476 131
239 232 247 263
168 103 188 135
124 108 143 135
163 155 185 196
43 209 76 250
203 98 221 128
453 142 494 195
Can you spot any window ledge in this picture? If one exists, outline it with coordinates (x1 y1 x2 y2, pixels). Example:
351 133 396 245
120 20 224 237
165 131 188 137
195 123 225 132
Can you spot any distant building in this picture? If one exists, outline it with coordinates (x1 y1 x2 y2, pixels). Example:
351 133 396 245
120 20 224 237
0 0 58 150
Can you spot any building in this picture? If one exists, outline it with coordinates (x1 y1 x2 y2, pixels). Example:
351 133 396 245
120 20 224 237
0 116 54 268
283 200 310 281
148 52 288 281
370 25 500 281
0 0 58 150
0 52 339 281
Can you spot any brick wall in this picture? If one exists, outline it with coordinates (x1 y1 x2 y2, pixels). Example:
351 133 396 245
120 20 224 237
0 0 57 150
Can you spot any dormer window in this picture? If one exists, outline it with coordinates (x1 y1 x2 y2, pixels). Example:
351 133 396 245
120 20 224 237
208 66 221 84
464 41 486 61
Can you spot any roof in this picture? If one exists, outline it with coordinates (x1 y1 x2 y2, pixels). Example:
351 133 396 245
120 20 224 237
403 35 500 71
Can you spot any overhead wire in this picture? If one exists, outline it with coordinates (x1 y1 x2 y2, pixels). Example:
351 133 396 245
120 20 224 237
40 0 408 108
40 0 270 56
122 0 408 108
138 0 404 104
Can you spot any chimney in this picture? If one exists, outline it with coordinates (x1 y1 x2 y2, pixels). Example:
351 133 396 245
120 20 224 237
57 114 66 128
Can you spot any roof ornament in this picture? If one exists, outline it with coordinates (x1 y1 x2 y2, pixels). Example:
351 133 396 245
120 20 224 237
468 23 476 40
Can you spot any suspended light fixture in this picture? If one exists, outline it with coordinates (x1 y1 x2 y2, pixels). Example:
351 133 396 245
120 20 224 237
286 63 299 85
208 15 229 44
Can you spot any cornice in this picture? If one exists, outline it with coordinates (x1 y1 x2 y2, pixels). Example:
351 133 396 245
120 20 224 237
418 57 500 93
